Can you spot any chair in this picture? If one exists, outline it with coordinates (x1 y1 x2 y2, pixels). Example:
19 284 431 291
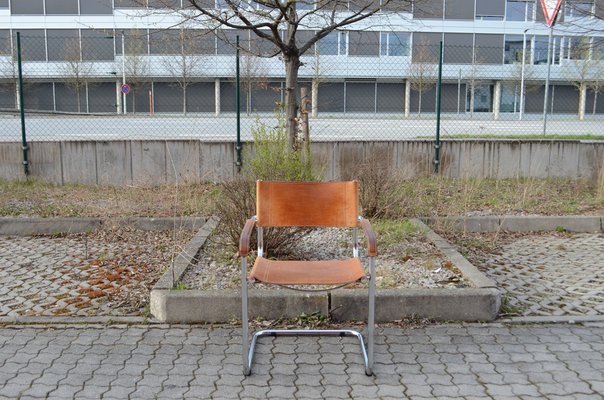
239 180 377 376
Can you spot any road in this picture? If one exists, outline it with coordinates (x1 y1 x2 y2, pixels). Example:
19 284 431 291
0 114 603 142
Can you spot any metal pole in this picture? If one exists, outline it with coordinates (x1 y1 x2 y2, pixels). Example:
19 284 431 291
434 41 443 174
16 32 29 176
519 30 528 120
542 25 553 135
122 31 127 115
236 35 242 171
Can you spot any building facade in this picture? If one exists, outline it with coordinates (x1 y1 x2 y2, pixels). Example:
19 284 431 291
1 0 604 117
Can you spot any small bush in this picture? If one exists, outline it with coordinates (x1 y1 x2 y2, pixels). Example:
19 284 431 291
214 110 322 256
347 156 402 219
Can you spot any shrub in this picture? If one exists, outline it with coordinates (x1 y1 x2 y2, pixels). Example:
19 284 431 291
214 110 322 256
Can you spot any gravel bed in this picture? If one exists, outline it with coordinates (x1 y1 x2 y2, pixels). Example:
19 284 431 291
182 227 469 290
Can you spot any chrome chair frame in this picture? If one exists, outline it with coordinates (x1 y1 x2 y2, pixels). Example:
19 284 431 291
241 216 376 376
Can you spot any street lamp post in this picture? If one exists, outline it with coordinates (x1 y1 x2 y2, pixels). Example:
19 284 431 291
519 29 529 120
121 31 127 115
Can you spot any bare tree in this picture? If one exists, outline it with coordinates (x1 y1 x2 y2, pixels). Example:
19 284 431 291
407 40 437 116
122 29 150 113
0 36 19 110
237 52 270 115
160 29 209 115
61 38 93 113
175 0 412 149
588 47 604 115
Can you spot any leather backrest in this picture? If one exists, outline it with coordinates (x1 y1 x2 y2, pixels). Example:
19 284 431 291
256 181 359 227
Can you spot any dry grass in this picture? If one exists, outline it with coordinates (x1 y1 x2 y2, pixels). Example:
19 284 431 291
1 176 603 219
0 179 217 218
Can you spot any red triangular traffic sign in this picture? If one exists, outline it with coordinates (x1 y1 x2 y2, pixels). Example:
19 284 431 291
540 0 562 27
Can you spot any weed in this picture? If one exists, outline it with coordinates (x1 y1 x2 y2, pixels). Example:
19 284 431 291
373 219 422 249
499 294 524 316
174 281 188 291
295 311 327 328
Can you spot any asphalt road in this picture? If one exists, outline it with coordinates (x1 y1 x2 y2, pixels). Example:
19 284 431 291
1 114 603 142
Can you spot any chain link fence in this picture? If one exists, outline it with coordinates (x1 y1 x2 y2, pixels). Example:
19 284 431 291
1 31 604 143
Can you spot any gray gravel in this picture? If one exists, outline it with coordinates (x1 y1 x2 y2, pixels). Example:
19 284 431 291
182 228 468 290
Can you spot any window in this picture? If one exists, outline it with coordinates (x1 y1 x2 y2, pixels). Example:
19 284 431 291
217 29 246 55
445 0 474 20
380 32 410 56
475 0 505 19
349 0 380 11
295 1 314 10
114 0 142 8
532 35 563 64
183 30 215 54
148 0 181 7
475 34 504 64
0 0 8 8
81 29 115 61
149 30 181 54
317 32 346 56
47 29 80 61
80 0 112 14
115 30 149 55
296 30 316 55
14 30 46 61
466 84 492 112
11 0 44 14
565 1 593 17
0 30 11 55
504 34 525 64
413 0 443 19
348 31 379 56
505 0 533 21
381 0 412 12
566 36 591 60
46 0 79 14
443 33 473 64
412 32 441 63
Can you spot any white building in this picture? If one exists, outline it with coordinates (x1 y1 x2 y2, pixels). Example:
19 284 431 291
1 0 604 117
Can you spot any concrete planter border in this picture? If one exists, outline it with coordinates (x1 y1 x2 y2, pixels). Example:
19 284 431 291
150 218 501 324
423 216 604 233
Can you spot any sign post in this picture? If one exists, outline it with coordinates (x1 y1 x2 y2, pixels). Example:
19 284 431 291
540 0 562 135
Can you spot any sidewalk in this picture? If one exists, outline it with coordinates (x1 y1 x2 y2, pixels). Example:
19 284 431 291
1 322 603 399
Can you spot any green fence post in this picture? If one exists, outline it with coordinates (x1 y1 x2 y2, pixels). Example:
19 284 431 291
235 35 242 172
434 40 443 174
16 32 29 177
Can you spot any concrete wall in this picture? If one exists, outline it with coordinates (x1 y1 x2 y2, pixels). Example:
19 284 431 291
1 139 602 185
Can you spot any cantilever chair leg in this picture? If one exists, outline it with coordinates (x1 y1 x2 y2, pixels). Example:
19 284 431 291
241 256 251 376
366 256 376 376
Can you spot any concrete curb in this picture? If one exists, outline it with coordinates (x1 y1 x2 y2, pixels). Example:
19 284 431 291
150 218 501 324
0 217 208 235
424 216 604 233
153 216 218 290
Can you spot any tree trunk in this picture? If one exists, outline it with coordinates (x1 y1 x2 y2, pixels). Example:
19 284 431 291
284 54 301 150
183 85 187 116
76 86 81 113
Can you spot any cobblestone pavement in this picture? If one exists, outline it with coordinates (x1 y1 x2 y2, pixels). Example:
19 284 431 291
0 235 161 317
476 233 604 317
0 323 603 399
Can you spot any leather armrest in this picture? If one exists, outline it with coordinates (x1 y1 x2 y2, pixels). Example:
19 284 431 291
239 218 256 257
359 217 377 257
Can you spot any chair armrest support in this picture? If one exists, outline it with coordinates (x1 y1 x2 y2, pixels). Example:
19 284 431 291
239 217 256 257
359 217 377 257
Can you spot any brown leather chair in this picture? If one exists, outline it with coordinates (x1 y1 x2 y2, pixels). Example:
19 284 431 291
239 180 377 376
